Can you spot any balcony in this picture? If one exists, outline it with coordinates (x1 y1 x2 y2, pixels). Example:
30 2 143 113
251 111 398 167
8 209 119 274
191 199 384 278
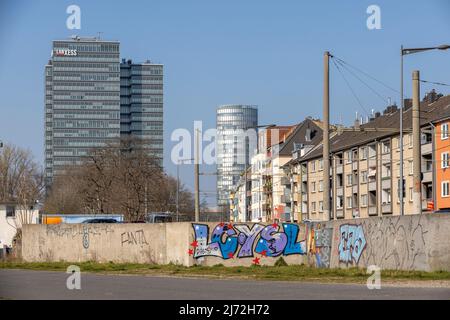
368 157 377 168
336 164 343 174
422 171 432 183
280 195 291 204
302 174 308 182
422 198 433 211
421 142 432 155
336 187 343 196
352 185 358 194
352 162 358 171
281 176 290 186
382 203 392 214
368 181 377 191
301 193 308 202
336 209 344 218
381 179 391 189
368 206 377 216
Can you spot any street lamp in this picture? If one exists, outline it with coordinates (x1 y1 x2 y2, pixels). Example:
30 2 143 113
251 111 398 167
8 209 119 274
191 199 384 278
399 44 449 216
243 124 276 222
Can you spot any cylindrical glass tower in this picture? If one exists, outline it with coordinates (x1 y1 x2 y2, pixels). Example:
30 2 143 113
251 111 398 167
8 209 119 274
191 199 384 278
216 105 258 208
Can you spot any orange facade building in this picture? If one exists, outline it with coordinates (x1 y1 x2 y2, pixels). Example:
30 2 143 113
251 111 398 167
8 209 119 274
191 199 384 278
435 118 450 210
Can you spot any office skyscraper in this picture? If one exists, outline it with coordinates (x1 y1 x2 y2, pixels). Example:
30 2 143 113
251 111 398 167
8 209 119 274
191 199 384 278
45 37 121 184
120 59 164 166
45 36 164 186
216 105 258 207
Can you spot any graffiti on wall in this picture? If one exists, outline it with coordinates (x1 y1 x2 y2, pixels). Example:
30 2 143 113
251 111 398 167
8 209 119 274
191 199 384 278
191 223 306 260
121 229 149 247
306 223 333 268
360 216 428 270
338 224 366 264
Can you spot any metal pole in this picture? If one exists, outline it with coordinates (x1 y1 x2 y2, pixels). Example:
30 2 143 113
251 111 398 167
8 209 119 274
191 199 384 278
412 70 422 214
176 161 179 222
194 129 200 222
400 46 404 215
323 51 330 221
244 136 248 222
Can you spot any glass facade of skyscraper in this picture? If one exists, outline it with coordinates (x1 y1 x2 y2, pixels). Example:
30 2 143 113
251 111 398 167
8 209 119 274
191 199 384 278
216 105 258 207
120 59 164 166
45 38 121 183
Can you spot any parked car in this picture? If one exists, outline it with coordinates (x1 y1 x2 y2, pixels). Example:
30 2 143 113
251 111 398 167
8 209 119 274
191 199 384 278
82 218 119 223
145 212 174 223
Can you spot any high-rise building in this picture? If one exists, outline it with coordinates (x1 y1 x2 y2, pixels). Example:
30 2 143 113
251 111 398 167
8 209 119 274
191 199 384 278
45 37 121 184
45 37 164 186
120 59 164 166
216 105 258 208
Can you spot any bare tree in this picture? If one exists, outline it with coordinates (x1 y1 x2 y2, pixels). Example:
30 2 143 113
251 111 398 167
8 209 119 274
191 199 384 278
0 143 44 228
44 137 195 222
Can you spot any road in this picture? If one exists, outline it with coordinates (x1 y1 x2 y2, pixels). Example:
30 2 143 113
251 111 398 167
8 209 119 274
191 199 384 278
0 269 449 300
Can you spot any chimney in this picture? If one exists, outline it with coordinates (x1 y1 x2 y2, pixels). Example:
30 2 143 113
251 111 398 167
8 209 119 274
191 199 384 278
354 112 360 128
423 89 442 104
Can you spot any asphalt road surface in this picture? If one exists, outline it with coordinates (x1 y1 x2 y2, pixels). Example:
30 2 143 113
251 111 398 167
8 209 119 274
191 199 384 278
0 269 449 300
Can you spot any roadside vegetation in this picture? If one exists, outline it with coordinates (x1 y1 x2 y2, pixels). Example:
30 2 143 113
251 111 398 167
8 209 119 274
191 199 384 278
1 260 449 284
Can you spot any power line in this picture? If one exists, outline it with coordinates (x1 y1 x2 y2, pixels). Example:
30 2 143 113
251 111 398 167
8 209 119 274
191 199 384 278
420 79 450 87
334 58 390 105
331 58 371 117
333 56 400 94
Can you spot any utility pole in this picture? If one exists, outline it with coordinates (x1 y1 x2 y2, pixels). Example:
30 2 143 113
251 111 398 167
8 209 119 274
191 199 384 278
176 161 179 222
400 45 405 216
323 51 331 221
194 129 200 222
244 136 249 222
412 70 422 214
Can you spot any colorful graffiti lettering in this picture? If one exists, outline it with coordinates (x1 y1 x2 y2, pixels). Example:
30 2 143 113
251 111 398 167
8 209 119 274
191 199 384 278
191 223 305 259
306 223 333 268
338 224 366 264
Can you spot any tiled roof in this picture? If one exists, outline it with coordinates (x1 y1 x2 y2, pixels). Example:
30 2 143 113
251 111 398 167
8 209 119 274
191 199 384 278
299 94 450 162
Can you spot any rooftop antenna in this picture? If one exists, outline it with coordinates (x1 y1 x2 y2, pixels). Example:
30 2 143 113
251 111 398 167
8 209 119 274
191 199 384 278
97 32 103 40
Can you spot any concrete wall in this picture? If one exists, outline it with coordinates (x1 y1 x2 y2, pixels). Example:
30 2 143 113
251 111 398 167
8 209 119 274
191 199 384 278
22 214 450 271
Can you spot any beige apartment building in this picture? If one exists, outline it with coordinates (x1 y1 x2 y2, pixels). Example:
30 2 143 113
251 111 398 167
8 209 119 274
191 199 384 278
285 93 449 221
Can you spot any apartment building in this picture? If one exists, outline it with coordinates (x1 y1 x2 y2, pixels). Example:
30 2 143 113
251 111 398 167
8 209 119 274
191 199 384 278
435 114 450 211
287 93 450 221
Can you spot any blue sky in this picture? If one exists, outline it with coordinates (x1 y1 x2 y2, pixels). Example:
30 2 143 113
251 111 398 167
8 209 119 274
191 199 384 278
0 0 449 207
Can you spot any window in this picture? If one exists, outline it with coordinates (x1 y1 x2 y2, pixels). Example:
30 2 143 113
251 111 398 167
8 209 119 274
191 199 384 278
442 123 449 140
318 159 323 171
347 196 353 208
319 180 323 192
360 147 367 160
6 205 15 217
319 201 323 212
442 181 450 197
382 141 390 154
347 174 353 186
311 202 317 212
346 151 352 163
311 161 316 172
336 196 343 209
409 187 413 202
361 194 368 207
442 152 450 169
361 171 368 183
409 160 413 175
311 181 316 192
